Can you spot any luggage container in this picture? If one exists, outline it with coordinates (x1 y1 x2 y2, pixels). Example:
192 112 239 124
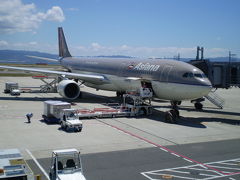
4 82 18 93
42 101 71 123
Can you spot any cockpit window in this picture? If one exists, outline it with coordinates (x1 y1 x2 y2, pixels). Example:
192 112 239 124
182 72 188 78
194 73 202 78
194 73 208 78
182 72 194 78
183 72 207 78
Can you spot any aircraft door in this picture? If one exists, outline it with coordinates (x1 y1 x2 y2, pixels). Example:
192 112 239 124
160 65 173 82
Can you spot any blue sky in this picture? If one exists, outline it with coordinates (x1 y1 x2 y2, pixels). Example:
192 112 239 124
0 0 239 58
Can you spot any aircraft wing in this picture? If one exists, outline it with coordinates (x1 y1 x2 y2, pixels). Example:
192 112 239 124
0 65 108 84
25 55 59 62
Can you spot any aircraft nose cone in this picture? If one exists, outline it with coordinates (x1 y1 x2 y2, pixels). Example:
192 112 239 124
200 79 212 96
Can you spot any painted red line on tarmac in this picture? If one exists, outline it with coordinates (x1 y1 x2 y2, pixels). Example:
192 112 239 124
98 119 240 176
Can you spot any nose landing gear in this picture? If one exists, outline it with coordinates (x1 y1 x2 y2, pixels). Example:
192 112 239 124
191 98 204 110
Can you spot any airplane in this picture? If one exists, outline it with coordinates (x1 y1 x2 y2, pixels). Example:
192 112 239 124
0 27 212 123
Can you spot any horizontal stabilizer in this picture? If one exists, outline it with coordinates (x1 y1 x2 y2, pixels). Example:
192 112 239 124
26 55 59 62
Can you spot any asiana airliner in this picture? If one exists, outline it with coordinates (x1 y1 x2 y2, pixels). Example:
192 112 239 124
0 27 212 123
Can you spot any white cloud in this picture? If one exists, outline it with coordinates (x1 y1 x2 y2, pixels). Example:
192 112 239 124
29 41 38 46
67 8 79 12
43 6 65 22
0 39 230 58
0 40 57 53
0 0 65 33
91 42 102 51
0 40 9 46
71 43 230 58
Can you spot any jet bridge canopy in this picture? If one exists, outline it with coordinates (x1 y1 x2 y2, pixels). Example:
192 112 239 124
189 60 240 89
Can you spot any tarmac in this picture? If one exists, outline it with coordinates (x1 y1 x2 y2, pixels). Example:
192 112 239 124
0 76 240 180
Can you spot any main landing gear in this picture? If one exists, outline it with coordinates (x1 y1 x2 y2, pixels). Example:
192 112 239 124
165 101 181 124
116 91 125 97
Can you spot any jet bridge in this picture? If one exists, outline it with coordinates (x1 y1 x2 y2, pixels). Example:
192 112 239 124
189 47 240 89
189 60 240 89
188 47 240 109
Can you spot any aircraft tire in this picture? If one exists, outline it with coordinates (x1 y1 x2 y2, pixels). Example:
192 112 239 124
61 123 65 130
116 91 121 97
170 109 178 123
173 109 179 118
140 108 147 116
177 101 182 105
165 111 177 123
194 102 203 110
75 127 82 132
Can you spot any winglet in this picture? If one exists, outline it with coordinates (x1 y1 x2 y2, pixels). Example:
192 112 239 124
58 27 72 57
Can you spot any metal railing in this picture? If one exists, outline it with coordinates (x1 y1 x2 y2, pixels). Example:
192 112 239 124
205 91 225 109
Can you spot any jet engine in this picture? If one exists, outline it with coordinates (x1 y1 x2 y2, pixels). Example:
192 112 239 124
57 80 80 99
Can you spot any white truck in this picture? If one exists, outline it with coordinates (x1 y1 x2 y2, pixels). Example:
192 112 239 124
42 101 83 132
4 82 19 93
60 109 83 132
10 89 21 96
4 82 21 96
49 149 86 180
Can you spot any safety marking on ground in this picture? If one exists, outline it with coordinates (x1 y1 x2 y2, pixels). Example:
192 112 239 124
171 153 180 158
26 149 50 180
141 158 240 180
96 118 239 175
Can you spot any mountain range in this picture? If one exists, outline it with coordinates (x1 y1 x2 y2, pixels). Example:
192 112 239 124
0 50 239 64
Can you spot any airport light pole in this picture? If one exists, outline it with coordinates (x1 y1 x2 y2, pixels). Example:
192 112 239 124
228 51 237 85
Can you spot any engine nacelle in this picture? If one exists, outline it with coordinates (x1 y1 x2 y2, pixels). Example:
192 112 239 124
57 80 80 100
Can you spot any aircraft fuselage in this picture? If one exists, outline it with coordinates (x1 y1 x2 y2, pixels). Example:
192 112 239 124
61 57 212 101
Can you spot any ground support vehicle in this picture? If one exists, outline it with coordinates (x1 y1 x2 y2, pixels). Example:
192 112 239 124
0 149 34 180
60 109 83 132
76 107 128 119
49 149 86 180
122 93 153 116
42 101 71 123
75 88 153 119
10 89 21 96
4 82 18 93
32 75 59 93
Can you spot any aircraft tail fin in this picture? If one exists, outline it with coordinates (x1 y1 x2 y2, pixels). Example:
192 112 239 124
58 27 72 58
